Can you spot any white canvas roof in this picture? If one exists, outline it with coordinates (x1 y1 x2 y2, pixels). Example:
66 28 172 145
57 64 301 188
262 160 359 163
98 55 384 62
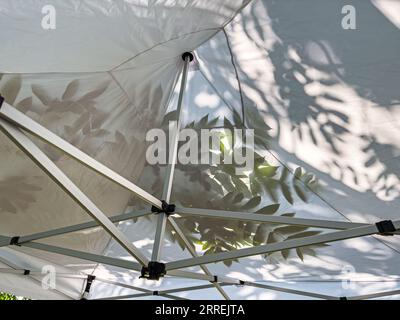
0 0 399 300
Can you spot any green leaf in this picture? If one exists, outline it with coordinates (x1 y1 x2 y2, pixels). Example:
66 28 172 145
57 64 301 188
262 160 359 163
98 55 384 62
281 212 295 217
249 176 262 195
280 182 293 204
296 248 304 261
214 172 235 192
258 165 278 178
280 167 289 181
294 181 308 202
162 110 177 126
253 224 270 245
231 176 251 197
241 196 261 210
281 249 290 259
256 204 280 215
293 167 303 179
223 117 234 131
233 193 244 203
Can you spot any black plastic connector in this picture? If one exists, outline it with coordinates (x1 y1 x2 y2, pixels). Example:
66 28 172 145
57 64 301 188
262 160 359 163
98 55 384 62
9 236 20 246
151 200 175 216
0 94 4 109
376 220 396 236
182 52 194 62
84 275 96 293
80 275 96 300
23 269 30 276
140 261 166 280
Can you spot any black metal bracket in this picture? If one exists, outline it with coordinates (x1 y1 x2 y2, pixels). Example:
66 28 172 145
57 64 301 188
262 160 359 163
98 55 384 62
182 52 194 62
9 236 20 246
140 261 166 280
151 200 175 216
0 94 4 109
376 220 396 236
80 275 96 300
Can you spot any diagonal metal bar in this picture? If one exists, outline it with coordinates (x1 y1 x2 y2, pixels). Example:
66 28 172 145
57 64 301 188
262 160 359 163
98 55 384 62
347 289 400 300
0 235 11 247
3 237 236 284
95 292 154 300
94 277 152 294
152 53 191 261
166 269 239 284
242 282 338 300
0 101 162 209
0 119 149 265
166 221 400 270
94 284 222 300
175 207 369 230
168 217 231 300
15 209 151 245
20 242 142 271
159 293 190 300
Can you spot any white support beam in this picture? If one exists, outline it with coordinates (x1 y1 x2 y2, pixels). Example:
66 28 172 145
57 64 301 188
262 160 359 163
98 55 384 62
151 212 168 261
95 292 154 300
0 236 11 247
166 220 400 270
20 242 142 271
347 289 400 300
95 284 223 300
166 269 239 284
151 53 191 262
0 101 162 209
242 282 338 300
168 217 231 300
175 207 369 230
0 268 88 279
0 119 149 266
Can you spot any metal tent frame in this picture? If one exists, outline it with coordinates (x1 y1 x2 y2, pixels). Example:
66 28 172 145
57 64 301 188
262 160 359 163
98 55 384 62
0 53 399 300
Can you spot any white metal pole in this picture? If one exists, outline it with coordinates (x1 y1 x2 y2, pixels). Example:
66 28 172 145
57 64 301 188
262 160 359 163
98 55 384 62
22 242 142 271
166 220 400 270
151 53 192 262
175 207 369 230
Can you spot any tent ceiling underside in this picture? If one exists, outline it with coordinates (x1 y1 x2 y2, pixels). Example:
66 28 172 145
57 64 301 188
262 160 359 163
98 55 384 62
0 0 399 300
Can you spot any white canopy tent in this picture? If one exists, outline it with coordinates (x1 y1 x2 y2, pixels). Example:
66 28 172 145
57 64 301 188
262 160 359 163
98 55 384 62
0 0 399 300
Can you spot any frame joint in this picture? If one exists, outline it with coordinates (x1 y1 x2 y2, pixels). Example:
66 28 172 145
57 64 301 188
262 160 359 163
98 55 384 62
140 261 166 280
151 200 175 216
375 220 396 236
9 236 21 246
